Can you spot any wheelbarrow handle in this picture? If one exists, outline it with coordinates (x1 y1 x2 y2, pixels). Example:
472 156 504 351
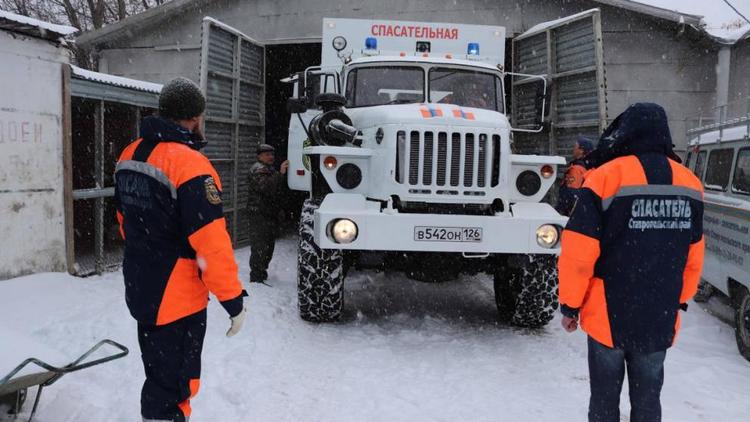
0 339 129 387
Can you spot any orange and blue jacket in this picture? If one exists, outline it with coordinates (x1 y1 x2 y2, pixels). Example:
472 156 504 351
558 103 705 353
114 116 245 326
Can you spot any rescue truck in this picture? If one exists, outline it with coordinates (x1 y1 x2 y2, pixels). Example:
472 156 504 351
685 115 750 361
285 18 567 327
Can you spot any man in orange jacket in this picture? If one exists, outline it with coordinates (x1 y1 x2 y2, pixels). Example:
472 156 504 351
558 103 704 422
114 77 247 422
556 137 594 216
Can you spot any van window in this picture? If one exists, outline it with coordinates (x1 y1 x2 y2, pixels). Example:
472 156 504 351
704 149 734 191
733 148 750 195
693 151 707 180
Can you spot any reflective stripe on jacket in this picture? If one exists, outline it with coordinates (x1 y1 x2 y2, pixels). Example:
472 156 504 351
558 153 705 352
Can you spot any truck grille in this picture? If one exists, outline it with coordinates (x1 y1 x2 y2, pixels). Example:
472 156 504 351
396 130 500 194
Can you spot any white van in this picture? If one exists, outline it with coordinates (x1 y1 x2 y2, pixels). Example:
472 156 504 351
685 122 750 361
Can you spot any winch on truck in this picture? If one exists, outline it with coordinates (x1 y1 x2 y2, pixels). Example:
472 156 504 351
285 18 567 327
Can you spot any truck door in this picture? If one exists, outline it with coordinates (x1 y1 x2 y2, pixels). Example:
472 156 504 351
199 18 265 247
511 9 608 156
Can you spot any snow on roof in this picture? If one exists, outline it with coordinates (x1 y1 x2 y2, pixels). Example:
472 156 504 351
633 0 750 43
71 65 162 93
517 9 600 40
0 9 77 41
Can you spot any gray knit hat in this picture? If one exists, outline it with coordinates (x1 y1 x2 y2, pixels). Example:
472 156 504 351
159 77 206 121
257 143 275 154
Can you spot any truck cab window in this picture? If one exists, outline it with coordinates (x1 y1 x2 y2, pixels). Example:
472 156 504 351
345 66 425 108
693 151 707 180
429 68 503 112
733 148 750 195
704 148 734 191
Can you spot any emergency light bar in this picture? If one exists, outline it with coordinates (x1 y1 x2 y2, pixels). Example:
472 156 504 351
467 43 480 55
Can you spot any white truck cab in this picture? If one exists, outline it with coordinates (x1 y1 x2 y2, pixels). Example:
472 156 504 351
286 18 567 327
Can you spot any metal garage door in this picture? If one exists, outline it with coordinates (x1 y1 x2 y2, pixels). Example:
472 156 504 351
199 18 265 246
512 9 607 156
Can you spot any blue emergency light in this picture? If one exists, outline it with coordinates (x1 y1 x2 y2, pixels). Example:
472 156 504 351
365 37 378 50
467 43 480 55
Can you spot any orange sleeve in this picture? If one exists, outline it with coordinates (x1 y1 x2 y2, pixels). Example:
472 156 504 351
680 236 705 304
558 230 600 310
565 164 587 188
557 167 609 316
188 218 243 303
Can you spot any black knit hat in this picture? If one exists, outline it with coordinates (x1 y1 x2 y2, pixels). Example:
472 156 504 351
159 77 206 121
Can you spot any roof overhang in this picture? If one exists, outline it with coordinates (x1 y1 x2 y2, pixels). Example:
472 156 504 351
0 9 77 42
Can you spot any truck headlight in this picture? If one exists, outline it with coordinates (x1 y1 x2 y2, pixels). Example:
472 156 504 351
330 219 358 244
336 164 362 189
536 224 559 248
516 170 542 196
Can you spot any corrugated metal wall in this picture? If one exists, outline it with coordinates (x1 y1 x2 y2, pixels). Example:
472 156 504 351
512 10 607 156
200 20 265 246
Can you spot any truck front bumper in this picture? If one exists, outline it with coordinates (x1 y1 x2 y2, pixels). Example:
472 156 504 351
313 194 568 254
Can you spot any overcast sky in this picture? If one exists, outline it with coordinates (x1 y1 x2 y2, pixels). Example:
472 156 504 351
636 0 750 37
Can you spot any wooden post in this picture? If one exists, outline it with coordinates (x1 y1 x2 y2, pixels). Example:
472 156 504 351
62 65 76 275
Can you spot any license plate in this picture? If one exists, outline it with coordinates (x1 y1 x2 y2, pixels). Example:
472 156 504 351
414 226 483 242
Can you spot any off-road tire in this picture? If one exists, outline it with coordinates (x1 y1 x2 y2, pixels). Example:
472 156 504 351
735 289 750 362
297 199 344 322
693 279 714 303
494 254 559 328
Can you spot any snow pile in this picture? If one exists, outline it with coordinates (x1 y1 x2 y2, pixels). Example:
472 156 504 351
1 238 749 421
71 65 163 93
0 9 77 38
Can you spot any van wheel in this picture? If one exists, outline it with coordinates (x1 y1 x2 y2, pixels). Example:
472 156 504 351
494 254 559 328
693 279 713 303
297 199 344 322
735 289 750 362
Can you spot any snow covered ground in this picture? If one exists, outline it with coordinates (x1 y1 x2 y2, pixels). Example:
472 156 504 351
1 236 749 421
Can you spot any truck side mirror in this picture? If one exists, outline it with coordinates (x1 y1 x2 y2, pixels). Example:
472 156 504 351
287 98 308 114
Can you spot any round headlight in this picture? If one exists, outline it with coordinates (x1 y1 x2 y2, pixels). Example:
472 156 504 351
516 170 542 196
331 219 358 244
336 163 362 189
536 224 559 248
332 36 347 52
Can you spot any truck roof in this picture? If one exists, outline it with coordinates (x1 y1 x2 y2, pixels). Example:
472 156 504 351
346 56 502 72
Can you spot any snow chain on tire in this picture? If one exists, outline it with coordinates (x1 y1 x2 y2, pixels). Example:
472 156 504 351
297 199 345 322
495 254 559 329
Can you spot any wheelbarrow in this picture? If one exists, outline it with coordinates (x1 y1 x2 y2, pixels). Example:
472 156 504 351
0 339 128 421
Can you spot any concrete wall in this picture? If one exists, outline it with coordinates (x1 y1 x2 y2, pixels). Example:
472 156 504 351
0 31 69 279
728 38 750 118
92 0 720 150
598 8 718 150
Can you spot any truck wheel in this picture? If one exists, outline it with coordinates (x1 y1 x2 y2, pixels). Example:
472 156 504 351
693 279 713 303
735 289 750 362
494 254 559 328
297 199 344 322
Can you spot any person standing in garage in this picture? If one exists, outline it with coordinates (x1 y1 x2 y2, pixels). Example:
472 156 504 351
246 143 289 284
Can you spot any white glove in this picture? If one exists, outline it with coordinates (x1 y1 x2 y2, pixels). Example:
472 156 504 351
226 307 247 337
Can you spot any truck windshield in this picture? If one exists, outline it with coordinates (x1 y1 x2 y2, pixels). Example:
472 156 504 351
429 68 503 112
345 66 425 107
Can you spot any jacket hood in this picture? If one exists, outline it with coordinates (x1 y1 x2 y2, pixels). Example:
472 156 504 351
584 103 680 168
139 115 206 150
